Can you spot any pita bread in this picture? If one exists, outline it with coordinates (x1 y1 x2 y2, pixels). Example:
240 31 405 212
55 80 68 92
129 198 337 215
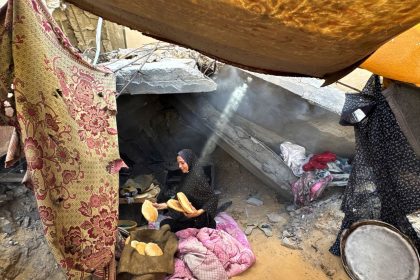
177 192 195 214
141 200 158 222
135 242 147 255
145 242 163 256
167 199 186 213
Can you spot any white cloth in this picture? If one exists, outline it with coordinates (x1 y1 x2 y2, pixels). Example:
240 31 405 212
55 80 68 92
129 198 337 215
280 142 306 176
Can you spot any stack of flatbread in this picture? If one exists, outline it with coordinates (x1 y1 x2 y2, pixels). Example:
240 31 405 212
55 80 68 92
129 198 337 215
126 238 164 256
167 192 204 216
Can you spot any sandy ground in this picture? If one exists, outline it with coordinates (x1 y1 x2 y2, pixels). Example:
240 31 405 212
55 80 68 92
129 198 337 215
237 232 336 280
224 192 349 280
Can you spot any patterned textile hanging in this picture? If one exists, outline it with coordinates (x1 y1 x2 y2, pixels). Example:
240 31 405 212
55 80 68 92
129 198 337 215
0 0 124 278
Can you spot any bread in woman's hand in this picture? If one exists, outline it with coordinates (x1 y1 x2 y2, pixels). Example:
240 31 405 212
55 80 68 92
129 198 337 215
141 200 158 222
167 198 186 213
176 192 195 214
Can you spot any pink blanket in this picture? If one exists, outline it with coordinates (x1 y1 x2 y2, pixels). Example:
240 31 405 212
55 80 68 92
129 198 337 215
167 213 255 280
215 213 251 250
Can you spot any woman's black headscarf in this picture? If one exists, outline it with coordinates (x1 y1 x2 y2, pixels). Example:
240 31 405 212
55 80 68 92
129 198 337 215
177 149 197 172
176 149 218 218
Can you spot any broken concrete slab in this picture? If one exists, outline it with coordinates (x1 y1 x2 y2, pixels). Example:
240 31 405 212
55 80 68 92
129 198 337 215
267 213 287 224
246 197 263 207
0 218 15 234
210 66 355 157
105 58 217 94
281 237 302 250
246 73 346 115
173 95 296 199
0 173 24 184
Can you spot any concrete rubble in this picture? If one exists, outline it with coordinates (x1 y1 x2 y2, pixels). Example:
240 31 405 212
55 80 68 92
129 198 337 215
0 183 65 280
247 73 347 115
246 197 264 207
280 192 344 250
267 212 287 224
106 58 217 95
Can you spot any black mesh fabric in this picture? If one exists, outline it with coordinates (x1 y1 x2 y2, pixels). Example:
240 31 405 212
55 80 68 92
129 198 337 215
330 76 420 255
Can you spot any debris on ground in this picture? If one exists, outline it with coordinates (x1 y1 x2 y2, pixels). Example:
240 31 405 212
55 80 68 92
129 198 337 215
246 197 263 207
266 212 287 224
0 184 65 280
281 236 302 250
258 223 273 237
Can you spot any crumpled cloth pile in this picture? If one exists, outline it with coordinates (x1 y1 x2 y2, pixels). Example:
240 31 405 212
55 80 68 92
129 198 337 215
120 174 160 201
291 170 333 206
302 152 336 171
280 142 306 176
166 213 255 280
280 142 352 206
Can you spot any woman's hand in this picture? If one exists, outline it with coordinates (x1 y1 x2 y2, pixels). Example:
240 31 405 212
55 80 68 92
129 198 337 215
152 202 167 210
184 209 204 219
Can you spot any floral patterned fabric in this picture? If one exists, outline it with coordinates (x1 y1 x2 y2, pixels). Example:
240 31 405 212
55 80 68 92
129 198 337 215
0 0 123 279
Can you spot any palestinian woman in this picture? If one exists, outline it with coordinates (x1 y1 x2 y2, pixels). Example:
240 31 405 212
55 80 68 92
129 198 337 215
153 149 218 232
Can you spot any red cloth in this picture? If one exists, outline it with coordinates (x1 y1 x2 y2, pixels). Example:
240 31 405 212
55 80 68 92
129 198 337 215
303 152 336 171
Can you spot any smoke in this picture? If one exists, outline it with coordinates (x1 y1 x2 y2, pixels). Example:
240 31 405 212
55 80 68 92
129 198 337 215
199 81 248 161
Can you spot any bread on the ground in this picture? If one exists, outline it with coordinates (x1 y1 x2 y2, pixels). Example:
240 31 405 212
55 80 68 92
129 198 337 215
141 200 158 222
176 192 195 214
145 242 163 256
167 198 186 212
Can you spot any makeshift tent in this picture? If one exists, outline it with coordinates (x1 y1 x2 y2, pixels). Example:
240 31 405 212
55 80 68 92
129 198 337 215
67 0 420 83
361 24 420 86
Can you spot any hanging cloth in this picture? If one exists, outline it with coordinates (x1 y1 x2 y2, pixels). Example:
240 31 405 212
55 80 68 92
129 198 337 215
0 0 124 278
330 75 420 255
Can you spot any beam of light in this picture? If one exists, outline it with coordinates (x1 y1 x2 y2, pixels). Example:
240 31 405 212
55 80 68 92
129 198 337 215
199 82 248 162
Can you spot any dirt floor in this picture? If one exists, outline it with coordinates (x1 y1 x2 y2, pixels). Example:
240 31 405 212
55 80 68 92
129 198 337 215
1 147 350 279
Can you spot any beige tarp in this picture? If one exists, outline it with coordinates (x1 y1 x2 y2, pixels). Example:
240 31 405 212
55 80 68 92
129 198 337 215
66 0 419 82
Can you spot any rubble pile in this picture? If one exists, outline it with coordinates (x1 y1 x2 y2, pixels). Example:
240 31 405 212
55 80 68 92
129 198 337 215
99 44 220 77
280 193 344 251
0 183 65 280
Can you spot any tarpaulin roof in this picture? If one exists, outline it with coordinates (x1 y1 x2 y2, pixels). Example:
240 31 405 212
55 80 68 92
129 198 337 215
67 0 420 83
361 24 420 86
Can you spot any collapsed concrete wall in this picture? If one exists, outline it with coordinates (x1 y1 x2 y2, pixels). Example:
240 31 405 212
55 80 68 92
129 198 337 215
207 66 355 157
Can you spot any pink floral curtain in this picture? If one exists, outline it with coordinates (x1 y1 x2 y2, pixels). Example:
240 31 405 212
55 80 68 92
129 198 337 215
0 0 124 278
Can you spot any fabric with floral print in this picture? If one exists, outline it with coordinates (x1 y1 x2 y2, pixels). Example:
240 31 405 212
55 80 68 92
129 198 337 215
0 1 124 279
